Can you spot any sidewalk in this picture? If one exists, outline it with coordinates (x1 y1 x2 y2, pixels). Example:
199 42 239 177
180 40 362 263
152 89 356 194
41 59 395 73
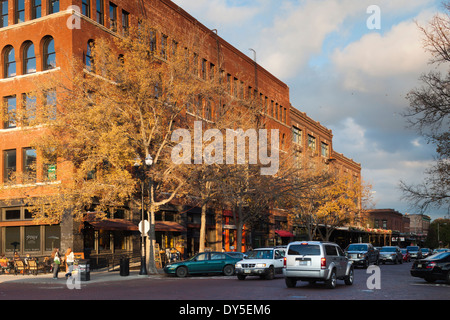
0 269 166 285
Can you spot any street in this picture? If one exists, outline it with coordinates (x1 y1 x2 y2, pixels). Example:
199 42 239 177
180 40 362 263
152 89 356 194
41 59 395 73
0 261 448 303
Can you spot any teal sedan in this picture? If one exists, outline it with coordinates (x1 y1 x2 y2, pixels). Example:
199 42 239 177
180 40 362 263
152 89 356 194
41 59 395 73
163 251 242 277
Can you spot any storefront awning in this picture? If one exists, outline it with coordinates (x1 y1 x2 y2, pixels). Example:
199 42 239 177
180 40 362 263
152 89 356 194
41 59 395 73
275 230 294 238
87 219 139 231
155 221 186 232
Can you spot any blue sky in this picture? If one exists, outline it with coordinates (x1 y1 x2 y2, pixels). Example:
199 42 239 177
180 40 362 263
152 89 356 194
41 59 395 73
172 0 447 221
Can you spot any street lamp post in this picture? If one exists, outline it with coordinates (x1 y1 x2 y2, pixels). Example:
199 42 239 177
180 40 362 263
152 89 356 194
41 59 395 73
133 154 153 275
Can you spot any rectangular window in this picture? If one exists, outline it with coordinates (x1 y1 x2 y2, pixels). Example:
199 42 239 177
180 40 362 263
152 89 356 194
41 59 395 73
96 0 104 25
292 126 302 145
109 2 116 31
149 30 157 53
121 10 129 35
48 0 59 14
45 90 57 120
24 226 40 252
32 0 42 19
82 0 90 18
45 225 60 251
15 0 25 23
161 34 167 59
5 227 20 252
4 149 16 182
43 148 57 181
5 208 20 220
4 95 16 129
23 148 37 182
321 142 329 157
308 134 316 151
22 94 36 126
1 0 8 27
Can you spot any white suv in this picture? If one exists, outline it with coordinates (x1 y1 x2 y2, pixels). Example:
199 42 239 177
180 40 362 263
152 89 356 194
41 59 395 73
283 241 354 289
235 247 285 280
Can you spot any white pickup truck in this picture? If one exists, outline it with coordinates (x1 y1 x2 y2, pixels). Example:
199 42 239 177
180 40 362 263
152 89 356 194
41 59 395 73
235 247 286 280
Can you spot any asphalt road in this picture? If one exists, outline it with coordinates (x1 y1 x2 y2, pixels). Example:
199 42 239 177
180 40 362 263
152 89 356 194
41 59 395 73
1 261 448 302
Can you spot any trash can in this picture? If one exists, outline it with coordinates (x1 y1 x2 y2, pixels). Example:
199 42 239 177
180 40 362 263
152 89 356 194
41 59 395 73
120 257 129 276
77 259 90 281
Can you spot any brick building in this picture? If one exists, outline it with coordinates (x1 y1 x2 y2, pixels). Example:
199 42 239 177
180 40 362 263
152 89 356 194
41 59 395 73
0 0 361 262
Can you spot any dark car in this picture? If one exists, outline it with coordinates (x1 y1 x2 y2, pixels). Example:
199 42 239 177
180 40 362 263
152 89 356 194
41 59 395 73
345 243 379 268
410 251 450 284
379 246 403 264
406 246 422 259
163 251 241 277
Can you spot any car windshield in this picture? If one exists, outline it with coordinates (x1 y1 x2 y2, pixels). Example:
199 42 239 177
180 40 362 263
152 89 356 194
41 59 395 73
247 250 273 259
347 244 368 251
380 247 396 252
407 246 419 251
422 248 430 252
401 249 407 253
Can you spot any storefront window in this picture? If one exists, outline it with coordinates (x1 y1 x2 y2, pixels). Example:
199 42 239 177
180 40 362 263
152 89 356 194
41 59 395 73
24 226 40 251
98 229 110 251
45 225 60 251
5 227 20 252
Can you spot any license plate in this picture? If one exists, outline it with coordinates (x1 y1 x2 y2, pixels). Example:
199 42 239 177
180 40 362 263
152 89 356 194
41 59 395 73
244 269 251 273
417 264 422 268
297 261 308 266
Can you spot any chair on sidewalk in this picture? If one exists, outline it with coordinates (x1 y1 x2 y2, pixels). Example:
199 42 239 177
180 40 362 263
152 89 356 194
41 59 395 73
14 260 28 275
27 259 42 275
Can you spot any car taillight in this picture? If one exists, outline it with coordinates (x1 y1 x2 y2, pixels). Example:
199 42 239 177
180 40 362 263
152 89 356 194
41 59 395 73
426 262 436 269
283 257 286 268
321 257 326 269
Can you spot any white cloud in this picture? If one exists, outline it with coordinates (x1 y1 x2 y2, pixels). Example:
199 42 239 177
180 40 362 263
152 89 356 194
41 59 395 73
331 16 434 92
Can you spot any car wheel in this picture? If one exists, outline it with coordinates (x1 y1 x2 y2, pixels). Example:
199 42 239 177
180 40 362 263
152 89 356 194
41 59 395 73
285 277 297 288
176 266 188 278
223 264 235 276
446 271 450 285
265 267 274 280
344 267 354 285
326 269 337 289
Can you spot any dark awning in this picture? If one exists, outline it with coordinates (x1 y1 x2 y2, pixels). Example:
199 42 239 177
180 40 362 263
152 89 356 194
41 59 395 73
87 219 139 231
155 221 186 232
275 230 294 238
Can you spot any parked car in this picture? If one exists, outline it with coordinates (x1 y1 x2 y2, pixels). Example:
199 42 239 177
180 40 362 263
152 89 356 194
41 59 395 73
163 251 242 277
421 248 432 258
433 248 450 254
406 246 422 259
345 243 379 268
283 241 354 289
401 249 411 262
410 251 450 284
226 252 245 260
379 246 403 264
235 247 286 280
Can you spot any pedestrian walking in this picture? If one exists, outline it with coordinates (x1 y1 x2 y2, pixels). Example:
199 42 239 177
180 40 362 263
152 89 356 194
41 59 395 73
51 248 61 279
65 248 74 279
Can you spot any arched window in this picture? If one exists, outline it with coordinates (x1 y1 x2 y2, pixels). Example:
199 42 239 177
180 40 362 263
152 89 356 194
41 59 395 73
4 46 16 78
23 42 36 74
43 37 56 70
